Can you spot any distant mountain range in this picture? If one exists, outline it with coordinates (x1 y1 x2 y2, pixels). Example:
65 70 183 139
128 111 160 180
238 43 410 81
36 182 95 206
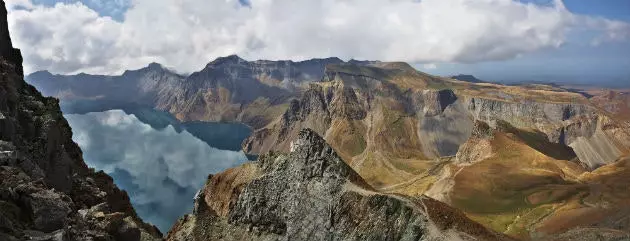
27 55 347 129
26 54 630 241
450 74 488 83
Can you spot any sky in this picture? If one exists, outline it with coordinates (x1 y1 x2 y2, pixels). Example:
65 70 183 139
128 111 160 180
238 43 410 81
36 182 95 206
5 0 630 85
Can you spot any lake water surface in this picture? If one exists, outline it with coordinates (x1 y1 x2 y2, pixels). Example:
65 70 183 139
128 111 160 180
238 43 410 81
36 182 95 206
64 109 251 232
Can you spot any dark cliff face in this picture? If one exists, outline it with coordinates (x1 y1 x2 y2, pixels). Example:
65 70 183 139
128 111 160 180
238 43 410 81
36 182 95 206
0 1 162 240
0 1 20 75
167 129 511 241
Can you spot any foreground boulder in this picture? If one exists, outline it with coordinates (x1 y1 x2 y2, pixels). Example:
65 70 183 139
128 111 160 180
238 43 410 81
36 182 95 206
0 1 162 240
167 129 511 241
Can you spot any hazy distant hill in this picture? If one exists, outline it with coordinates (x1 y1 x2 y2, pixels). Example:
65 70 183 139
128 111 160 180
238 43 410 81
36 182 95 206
450 74 488 83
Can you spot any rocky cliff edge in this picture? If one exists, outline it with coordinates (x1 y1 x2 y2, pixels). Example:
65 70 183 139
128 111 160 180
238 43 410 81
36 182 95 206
0 1 162 240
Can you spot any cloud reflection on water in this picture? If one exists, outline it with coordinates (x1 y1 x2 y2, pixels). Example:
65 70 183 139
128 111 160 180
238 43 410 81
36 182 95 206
65 110 249 232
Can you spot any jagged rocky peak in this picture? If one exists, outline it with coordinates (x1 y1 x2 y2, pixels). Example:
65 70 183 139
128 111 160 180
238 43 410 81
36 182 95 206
289 128 324 152
283 129 368 186
0 0 9 53
167 128 510 241
147 62 163 69
0 0 21 74
207 54 246 67
122 62 171 76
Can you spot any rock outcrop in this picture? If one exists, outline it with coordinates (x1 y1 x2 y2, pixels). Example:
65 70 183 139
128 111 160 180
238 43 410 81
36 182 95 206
243 62 629 176
166 129 511 241
0 1 162 240
462 97 629 168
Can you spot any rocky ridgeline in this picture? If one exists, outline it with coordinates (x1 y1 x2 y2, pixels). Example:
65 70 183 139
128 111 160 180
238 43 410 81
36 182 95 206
244 63 630 169
140 55 343 127
26 55 344 129
462 96 629 168
464 96 593 142
0 1 162 240
167 129 511 241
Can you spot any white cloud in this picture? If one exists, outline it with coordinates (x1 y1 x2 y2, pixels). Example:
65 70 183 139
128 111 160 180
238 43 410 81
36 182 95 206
6 0 630 75
423 63 437 70
8 2 122 73
5 0 33 10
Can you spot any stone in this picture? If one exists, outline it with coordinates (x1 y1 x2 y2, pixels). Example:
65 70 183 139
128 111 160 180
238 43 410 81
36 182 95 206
28 190 72 232
116 217 141 241
23 229 64 241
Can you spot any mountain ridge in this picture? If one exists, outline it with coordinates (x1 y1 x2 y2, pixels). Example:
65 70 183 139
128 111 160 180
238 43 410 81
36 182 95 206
21 39 630 241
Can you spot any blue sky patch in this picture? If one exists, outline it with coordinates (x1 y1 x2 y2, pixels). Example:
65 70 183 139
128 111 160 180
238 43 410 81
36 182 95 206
32 0 131 21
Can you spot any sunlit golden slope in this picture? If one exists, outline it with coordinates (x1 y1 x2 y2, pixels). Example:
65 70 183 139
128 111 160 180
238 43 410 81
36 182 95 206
420 120 630 240
239 62 630 240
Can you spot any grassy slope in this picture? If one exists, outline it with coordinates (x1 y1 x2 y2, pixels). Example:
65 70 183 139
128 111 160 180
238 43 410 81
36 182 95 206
236 63 628 240
532 156 630 236
448 131 588 239
419 123 630 240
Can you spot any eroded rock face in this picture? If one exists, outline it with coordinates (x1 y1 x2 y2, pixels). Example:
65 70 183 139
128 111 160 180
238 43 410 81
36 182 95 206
464 97 594 142
463 97 629 168
421 89 457 117
454 121 494 165
0 2 162 239
244 63 629 170
416 89 473 158
167 129 510 241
